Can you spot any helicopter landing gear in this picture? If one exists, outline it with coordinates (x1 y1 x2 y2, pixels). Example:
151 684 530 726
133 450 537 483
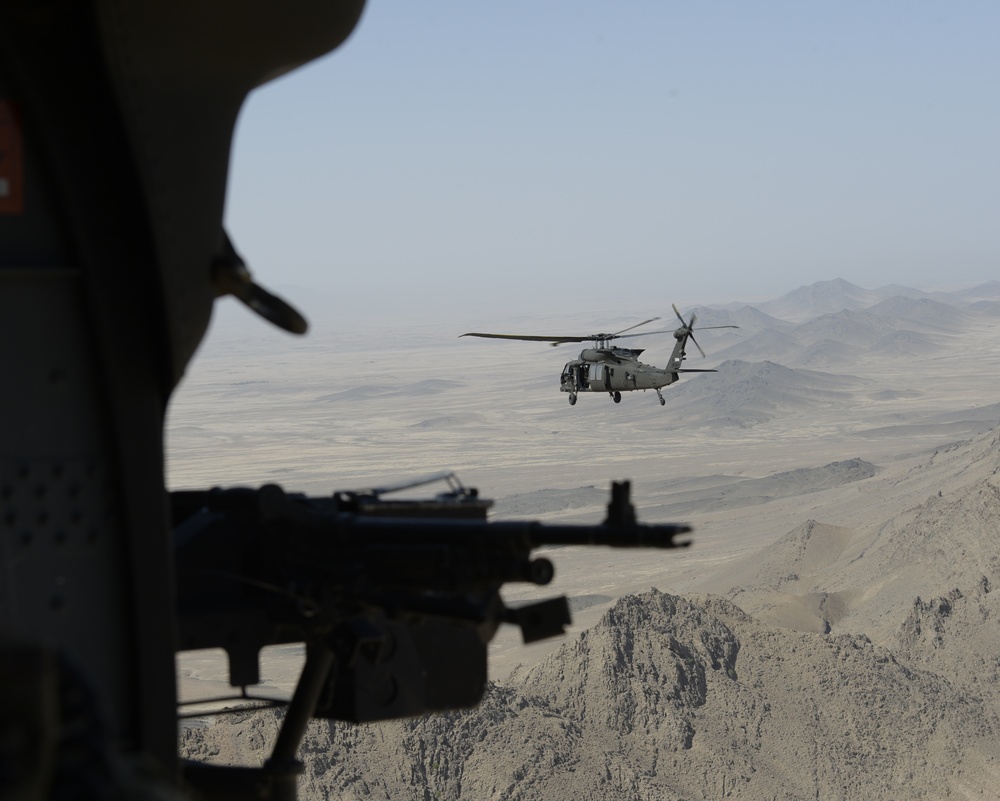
569 392 577 406
656 388 666 406
612 391 621 404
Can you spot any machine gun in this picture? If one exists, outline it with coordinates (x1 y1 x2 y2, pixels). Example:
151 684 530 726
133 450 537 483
174 474 689 799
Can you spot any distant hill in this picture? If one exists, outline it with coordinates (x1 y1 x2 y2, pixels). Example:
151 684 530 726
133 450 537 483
743 278 1000 323
704 424 1000 644
491 485 607 518
710 327 800 363
755 278 880 322
663 359 870 428
791 307 899 347
865 295 970 332
871 282 938 301
949 280 1000 303
639 458 877 518
685 305 791 335
794 337 858 367
968 299 1000 316
712 304 957 368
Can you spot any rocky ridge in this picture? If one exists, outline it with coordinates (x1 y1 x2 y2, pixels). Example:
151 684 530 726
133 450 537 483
182 589 1000 800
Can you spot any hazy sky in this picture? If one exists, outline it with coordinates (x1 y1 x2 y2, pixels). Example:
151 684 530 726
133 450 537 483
223 2 999 324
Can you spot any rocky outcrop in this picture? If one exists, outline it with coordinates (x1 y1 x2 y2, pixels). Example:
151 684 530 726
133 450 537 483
181 590 1000 800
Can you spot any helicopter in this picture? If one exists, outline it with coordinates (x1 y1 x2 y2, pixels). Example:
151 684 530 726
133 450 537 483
462 305 737 406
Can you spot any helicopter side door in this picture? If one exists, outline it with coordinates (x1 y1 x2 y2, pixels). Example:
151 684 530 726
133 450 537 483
601 365 645 392
584 363 608 391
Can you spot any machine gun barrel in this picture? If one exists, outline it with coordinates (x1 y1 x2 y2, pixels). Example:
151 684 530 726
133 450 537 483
526 521 691 549
337 517 690 549
338 518 687 583
248 483 691 589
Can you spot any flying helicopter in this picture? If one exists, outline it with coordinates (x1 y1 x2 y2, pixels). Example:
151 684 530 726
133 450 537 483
462 305 737 406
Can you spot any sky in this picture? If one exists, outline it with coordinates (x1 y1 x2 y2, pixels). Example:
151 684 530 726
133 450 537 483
222 1 999 325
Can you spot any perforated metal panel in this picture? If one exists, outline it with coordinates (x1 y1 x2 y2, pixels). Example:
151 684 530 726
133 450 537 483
0 272 137 733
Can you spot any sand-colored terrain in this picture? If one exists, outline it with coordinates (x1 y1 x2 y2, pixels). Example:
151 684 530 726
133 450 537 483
171 280 1000 798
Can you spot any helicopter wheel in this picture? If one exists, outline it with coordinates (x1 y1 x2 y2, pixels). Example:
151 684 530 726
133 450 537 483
612 391 621 404
569 393 577 406
659 397 666 406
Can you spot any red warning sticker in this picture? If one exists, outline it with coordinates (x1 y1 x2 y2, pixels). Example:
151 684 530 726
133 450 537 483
0 100 24 214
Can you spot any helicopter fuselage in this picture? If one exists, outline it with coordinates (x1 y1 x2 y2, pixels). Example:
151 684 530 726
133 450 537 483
560 347 680 395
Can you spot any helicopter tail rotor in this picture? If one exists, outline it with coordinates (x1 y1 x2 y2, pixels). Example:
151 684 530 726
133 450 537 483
671 303 704 357
689 331 706 358
672 303 737 358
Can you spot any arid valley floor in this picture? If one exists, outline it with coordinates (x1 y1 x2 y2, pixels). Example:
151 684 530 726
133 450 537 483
171 279 1000 799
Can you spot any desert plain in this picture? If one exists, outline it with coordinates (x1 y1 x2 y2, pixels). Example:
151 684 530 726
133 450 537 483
172 279 1000 799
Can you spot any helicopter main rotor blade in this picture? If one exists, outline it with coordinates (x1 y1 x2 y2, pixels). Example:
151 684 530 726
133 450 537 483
612 317 660 336
460 332 587 345
460 310 731 348
613 328 675 341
